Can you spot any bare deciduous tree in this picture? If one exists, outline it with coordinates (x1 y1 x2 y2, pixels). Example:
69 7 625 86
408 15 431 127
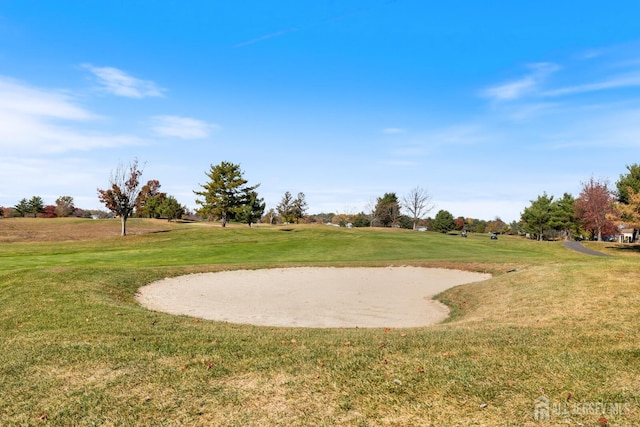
364 198 377 227
97 159 144 236
402 186 435 230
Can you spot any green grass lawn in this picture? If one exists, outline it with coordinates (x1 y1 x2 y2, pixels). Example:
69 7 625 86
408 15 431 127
0 219 638 426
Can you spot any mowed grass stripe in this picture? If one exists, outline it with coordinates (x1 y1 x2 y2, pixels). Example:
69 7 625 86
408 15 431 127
2 221 575 269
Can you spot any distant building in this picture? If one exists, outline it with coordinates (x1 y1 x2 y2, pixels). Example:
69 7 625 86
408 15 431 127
616 226 637 243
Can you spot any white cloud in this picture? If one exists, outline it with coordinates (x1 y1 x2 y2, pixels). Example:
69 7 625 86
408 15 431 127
482 62 560 101
382 127 406 134
503 102 559 121
0 75 144 154
483 76 537 101
82 64 165 98
151 115 219 139
485 54 640 102
0 76 95 120
576 49 603 60
542 71 640 97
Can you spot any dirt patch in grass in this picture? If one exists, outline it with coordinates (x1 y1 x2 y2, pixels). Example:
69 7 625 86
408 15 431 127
0 218 182 243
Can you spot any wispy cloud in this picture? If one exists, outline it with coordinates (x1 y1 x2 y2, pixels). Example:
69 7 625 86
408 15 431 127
483 76 537 101
234 27 300 48
382 127 406 134
482 62 560 101
377 159 416 167
151 115 219 139
576 49 603 60
504 102 560 121
82 64 165 98
0 76 95 120
542 71 640 97
484 48 640 103
234 1 399 48
0 76 143 154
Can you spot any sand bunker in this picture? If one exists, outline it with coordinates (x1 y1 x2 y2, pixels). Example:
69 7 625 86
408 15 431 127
136 267 490 328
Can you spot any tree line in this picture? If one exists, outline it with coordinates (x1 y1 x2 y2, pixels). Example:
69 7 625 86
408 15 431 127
93 160 305 235
6 158 639 241
520 164 640 241
3 195 104 219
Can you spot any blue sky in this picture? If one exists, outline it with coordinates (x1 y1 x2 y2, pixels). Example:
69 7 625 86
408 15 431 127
1 1 640 222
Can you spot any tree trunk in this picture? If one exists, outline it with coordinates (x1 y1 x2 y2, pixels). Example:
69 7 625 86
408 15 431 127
121 215 127 236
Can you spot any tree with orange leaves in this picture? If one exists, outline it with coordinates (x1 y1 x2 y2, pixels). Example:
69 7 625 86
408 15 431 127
574 177 618 241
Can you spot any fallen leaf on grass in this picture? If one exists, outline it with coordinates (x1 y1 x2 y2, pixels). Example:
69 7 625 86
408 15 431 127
38 412 47 421
343 341 351 347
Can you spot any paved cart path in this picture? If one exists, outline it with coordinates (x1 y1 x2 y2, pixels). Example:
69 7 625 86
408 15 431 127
563 241 610 257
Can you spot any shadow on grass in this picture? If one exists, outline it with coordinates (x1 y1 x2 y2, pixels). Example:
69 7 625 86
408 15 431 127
605 243 640 253
147 229 174 234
